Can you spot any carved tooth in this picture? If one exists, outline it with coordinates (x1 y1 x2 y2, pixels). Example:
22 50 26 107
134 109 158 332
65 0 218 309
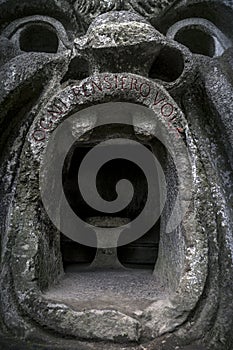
71 109 98 142
133 112 157 141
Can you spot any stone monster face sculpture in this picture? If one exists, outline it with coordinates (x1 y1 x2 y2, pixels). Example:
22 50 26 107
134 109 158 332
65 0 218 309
0 0 233 349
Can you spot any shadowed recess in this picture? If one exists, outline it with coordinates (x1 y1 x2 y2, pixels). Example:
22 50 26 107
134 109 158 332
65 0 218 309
20 24 59 53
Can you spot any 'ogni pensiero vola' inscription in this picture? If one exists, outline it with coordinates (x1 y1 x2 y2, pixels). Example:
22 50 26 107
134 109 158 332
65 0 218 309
31 73 184 143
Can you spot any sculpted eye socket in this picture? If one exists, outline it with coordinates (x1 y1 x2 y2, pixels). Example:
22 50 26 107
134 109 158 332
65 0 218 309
2 16 71 54
174 27 215 57
167 18 231 57
19 24 59 53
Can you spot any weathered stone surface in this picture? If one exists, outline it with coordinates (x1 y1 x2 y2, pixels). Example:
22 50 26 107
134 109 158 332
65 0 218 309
74 0 177 26
59 309 141 341
0 1 233 350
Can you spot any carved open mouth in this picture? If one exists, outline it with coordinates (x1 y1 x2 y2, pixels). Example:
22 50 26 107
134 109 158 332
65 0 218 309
44 124 163 316
3 95 207 343
42 102 168 328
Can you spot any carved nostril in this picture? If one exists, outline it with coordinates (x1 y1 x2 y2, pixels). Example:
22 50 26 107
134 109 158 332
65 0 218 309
149 46 184 82
61 57 89 83
174 28 215 57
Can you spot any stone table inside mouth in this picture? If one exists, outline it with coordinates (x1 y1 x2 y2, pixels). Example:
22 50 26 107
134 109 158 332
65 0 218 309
85 216 131 270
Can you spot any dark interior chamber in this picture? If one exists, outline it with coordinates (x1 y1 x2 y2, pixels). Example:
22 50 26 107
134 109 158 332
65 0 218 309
61 143 160 270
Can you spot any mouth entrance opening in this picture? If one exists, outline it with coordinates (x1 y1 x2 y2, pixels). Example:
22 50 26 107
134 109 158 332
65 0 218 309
61 142 160 271
40 103 182 324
